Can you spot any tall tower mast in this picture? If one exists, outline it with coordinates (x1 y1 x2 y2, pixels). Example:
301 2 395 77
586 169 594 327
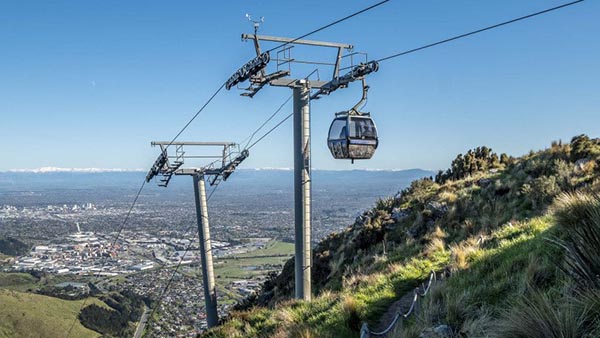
226 28 378 300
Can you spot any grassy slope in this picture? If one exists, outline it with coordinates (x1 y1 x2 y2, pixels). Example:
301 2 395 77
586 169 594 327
206 219 556 338
396 216 560 337
0 289 107 338
211 241 294 305
203 137 600 338
0 272 39 292
234 241 294 258
214 240 294 280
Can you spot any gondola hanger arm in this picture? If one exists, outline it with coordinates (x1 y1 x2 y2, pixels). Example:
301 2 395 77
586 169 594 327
350 78 369 115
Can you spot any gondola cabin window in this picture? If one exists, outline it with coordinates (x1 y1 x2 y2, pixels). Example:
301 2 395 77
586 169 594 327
329 118 347 140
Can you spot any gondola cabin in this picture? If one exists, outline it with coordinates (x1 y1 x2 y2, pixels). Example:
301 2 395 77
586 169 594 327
327 112 378 162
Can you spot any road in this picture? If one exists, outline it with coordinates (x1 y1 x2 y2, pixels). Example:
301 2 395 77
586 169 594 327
133 305 150 338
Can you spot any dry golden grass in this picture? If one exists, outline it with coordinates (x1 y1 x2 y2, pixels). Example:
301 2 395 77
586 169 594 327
438 191 458 203
342 270 382 291
449 236 481 271
424 237 446 258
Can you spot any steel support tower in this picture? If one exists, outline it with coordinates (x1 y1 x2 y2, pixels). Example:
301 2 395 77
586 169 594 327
146 141 249 327
264 38 345 300
292 80 311 299
192 173 217 327
227 30 378 301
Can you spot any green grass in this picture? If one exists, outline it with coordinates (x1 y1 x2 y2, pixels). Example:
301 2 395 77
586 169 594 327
214 240 294 280
0 289 107 338
206 212 565 337
233 241 294 258
0 272 39 292
390 216 568 337
0 271 96 293
206 238 450 338
210 241 295 305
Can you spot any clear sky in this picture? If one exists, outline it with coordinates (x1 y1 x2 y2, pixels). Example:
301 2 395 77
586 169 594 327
1 0 598 172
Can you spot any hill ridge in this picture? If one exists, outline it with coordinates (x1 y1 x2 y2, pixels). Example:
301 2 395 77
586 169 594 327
204 134 600 338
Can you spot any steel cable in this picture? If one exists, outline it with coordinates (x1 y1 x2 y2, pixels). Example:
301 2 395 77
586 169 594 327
264 0 390 53
375 0 585 63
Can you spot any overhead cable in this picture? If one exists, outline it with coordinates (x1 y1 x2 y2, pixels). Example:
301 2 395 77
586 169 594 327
376 0 585 63
164 83 227 151
265 0 390 53
240 95 293 149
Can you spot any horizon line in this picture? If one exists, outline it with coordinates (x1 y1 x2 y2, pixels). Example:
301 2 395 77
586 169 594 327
2 166 437 173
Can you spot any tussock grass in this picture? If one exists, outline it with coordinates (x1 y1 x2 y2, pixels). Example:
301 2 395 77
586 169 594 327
449 236 481 271
424 238 446 258
577 289 600 336
525 254 557 289
459 307 494 338
553 192 600 288
341 294 361 332
496 291 588 338
552 192 600 230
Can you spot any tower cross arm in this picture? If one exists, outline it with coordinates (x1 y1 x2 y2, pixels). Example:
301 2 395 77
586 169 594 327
241 34 353 50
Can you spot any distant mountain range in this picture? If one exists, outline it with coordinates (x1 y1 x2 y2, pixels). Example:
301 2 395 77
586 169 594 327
0 169 435 210
0 168 434 192
2 167 431 174
4 167 145 173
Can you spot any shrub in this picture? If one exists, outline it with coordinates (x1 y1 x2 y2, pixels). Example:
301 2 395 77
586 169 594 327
435 147 502 184
376 196 394 212
570 134 600 162
79 304 129 337
520 176 560 209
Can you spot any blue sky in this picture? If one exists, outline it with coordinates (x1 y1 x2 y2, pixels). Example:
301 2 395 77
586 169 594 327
0 0 598 172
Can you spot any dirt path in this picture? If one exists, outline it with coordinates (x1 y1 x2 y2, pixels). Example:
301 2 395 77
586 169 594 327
373 289 419 332
373 278 444 334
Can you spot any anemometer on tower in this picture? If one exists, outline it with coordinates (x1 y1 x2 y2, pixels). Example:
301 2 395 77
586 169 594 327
246 14 263 34
226 15 381 301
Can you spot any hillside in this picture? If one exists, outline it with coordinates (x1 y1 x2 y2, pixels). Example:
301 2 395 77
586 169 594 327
204 134 600 338
0 289 106 338
0 237 29 256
